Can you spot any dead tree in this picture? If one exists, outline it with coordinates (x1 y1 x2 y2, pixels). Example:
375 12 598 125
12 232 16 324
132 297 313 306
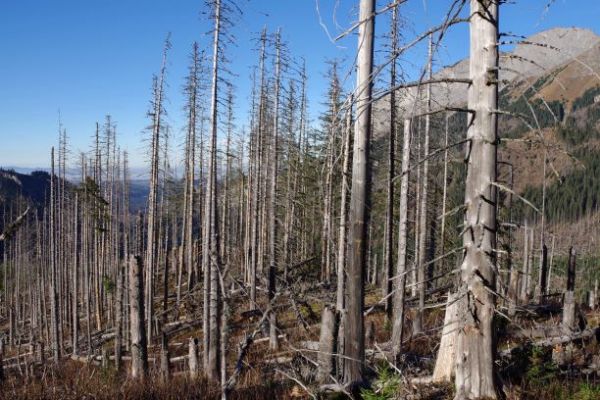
129 255 148 379
180 43 201 302
433 292 460 382
536 244 548 302
454 1 499 398
384 4 398 322
202 0 228 382
321 63 340 284
145 35 170 344
336 100 353 315
344 0 375 387
267 29 282 352
391 119 411 364
189 337 199 378
562 247 577 333
317 306 338 383
50 147 61 363
520 224 530 303
160 332 171 381
114 260 124 371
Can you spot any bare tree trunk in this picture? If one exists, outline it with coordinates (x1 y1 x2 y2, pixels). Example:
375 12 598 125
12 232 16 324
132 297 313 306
433 292 459 382
336 102 353 313
145 37 170 344
189 337 199 378
318 306 338 383
391 119 412 363
546 235 556 293
50 147 61 363
536 244 548 303
414 36 433 336
562 247 577 333
384 5 398 322
72 192 79 356
160 332 171 381
114 260 124 371
344 0 375 387
267 30 282 352
454 1 499 398
203 0 223 381
440 114 449 273
321 64 340 284
520 224 529 303
129 255 148 379
180 43 200 303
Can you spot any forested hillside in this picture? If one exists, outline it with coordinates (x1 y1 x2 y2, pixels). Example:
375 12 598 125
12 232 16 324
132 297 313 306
2 1 600 400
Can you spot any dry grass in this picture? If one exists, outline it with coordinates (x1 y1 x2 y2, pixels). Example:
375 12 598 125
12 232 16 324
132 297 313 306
0 360 296 400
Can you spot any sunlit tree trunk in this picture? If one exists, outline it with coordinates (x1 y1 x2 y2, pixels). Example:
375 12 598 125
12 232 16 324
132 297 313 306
343 0 375 387
454 1 499 398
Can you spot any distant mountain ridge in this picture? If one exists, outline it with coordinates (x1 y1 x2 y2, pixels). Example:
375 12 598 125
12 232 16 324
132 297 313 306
372 27 600 129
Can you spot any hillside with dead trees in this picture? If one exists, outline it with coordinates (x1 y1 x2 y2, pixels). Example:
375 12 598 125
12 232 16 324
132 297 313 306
2 1 600 399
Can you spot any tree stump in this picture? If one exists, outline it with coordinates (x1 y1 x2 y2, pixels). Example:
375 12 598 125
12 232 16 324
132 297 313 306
433 292 459 382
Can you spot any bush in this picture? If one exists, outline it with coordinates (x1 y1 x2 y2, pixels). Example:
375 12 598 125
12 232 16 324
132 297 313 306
360 367 401 400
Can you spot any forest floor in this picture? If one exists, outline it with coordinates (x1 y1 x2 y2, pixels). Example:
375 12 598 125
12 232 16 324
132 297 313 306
1 283 600 399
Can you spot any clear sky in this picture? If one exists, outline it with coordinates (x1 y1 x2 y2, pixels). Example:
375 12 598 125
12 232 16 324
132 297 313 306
1 0 599 171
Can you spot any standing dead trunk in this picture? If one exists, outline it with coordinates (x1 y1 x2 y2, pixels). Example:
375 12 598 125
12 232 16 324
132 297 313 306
204 0 223 382
50 147 61 363
391 120 412 364
454 1 499 398
433 292 459 382
384 4 398 322
317 305 338 383
336 101 353 313
536 244 548 303
145 37 170 345
129 255 148 379
520 224 530 303
189 337 199 378
180 43 200 301
344 0 375 387
414 36 433 336
562 247 577 333
72 193 79 356
267 30 282 352
160 332 171 381
114 261 124 371
546 235 556 293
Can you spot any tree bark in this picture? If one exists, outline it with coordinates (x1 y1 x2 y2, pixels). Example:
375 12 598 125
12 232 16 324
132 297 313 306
433 292 459 382
317 306 338 383
454 1 499 398
344 0 375 387
391 120 412 364
562 247 577 333
129 255 148 379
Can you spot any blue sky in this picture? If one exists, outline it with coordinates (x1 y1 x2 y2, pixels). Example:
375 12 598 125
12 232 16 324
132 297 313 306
0 0 598 170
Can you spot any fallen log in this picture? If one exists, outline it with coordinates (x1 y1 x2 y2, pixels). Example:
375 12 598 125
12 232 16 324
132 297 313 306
500 327 600 358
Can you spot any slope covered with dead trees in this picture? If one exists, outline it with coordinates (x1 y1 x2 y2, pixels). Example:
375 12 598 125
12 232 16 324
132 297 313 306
1 1 600 399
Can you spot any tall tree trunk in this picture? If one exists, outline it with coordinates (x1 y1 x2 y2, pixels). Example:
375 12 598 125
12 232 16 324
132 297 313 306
562 247 577 333
50 147 61 363
268 30 282 352
336 102 353 313
414 36 433 336
343 0 375 387
114 259 124 371
454 1 499 398
203 0 223 381
391 119 412 364
384 5 398 321
145 37 170 344
129 255 148 379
